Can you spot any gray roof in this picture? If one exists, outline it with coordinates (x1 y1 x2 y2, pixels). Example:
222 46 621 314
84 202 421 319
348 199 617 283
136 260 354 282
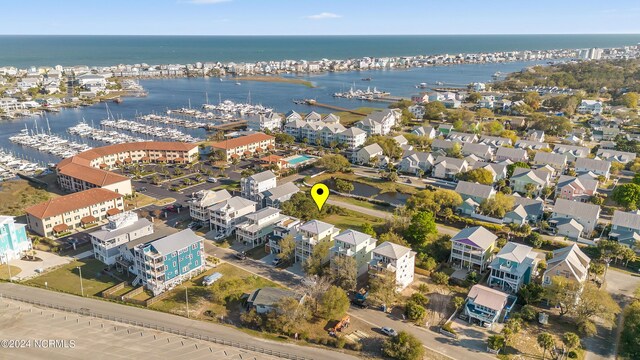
511 167 549 185
455 181 494 199
90 218 153 242
553 144 590 157
339 127 366 136
247 287 303 308
576 157 611 173
479 135 512 146
496 146 527 159
533 151 567 166
467 285 509 311
510 196 544 217
334 229 374 246
299 219 334 235
412 126 435 136
261 182 299 200
359 143 383 156
373 241 412 260
596 149 637 162
612 210 640 231
125 225 177 250
462 143 493 158
149 228 203 255
431 139 458 150
434 155 467 169
210 196 256 212
495 242 534 263
249 170 276 183
515 139 550 150
245 207 281 222
451 226 497 250
547 244 590 281
553 198 600 220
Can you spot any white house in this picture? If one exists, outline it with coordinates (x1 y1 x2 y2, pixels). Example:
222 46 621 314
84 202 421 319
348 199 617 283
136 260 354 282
577 100 603 115
241 170 277 202
209 196 257 237
331 229 377 276
369 242 416 291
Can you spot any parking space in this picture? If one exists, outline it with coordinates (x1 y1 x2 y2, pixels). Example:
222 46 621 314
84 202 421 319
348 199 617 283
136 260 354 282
9 250 72 281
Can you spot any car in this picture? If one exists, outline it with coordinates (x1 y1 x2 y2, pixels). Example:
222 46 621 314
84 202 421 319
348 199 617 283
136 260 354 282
234 251 247 260
164 206 177 213
214 233 226 241
351 300 369 309
381 327 398 337
207 177 218 183
34 268 44 274
272 257 283 266
187 222 200 229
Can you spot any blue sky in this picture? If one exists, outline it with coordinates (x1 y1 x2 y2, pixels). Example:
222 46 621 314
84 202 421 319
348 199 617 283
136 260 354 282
1 0 639 35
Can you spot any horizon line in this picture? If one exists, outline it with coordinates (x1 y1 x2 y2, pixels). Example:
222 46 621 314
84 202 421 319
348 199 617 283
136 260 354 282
1 33 640 37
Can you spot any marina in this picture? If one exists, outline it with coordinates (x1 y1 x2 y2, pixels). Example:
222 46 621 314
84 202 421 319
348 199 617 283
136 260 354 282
9 127 93 158
137 114 207 129
201 99 274 116
68 121 151 144
100 119 201 142
333 86 391 100
0 148 46 179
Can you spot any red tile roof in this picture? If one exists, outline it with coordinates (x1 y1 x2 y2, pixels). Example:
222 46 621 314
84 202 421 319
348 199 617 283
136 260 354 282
211 133 274 150
25 188 124 219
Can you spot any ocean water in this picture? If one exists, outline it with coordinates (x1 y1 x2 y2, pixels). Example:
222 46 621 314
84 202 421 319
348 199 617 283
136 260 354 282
1 34 640 68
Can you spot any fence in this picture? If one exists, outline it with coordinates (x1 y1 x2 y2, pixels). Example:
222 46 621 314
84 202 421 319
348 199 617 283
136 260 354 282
102 281 128 300
0 293 310 360
121 286 146 306
144 290 172 307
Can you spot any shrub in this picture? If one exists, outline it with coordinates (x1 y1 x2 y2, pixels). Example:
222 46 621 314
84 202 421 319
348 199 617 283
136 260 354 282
431 271 450 285
335 337 346 349
521 305 537 321
568 350 578 358
441 322 456 334
578 320 597 337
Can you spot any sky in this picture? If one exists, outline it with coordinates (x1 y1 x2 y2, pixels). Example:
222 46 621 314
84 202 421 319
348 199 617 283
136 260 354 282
1 0 639 35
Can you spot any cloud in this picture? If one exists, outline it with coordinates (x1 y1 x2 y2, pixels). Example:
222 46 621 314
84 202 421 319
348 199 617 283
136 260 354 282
186 0 231 4
305 12 342 20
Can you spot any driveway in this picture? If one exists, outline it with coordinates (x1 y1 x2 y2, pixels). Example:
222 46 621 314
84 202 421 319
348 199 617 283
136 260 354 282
8 250 71 281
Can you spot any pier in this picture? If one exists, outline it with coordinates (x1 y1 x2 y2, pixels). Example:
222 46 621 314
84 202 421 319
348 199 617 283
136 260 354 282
201 120 247 131
300 100 369 116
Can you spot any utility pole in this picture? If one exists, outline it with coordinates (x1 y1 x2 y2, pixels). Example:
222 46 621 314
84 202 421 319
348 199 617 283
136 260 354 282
4 254 11 282
185 286 189 318
77 266 84 297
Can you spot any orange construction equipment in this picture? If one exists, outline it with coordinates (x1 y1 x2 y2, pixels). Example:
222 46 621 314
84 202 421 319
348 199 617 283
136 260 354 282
329 315 351 335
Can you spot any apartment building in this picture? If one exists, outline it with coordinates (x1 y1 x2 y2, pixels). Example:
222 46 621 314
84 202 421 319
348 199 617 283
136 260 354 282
210 133 275 161
90 211 154 265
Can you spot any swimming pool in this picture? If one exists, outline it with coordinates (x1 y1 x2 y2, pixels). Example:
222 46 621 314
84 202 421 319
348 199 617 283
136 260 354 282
285 154 315 165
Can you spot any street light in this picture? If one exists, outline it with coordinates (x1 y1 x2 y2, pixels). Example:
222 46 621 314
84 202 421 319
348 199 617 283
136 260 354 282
3 253 11 282
185 286 189 318
77 266 84 297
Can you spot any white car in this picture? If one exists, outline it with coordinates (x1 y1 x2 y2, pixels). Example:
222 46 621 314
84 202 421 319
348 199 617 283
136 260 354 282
381 327 398 337
214 233 226 241
207 177 218 183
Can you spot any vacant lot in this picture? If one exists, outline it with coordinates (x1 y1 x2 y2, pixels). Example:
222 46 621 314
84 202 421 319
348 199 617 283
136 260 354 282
0 180 57 216
25 259 120 297
336 107 379 126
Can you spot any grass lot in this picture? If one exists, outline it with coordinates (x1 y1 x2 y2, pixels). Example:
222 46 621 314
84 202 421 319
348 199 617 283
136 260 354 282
323 211 385 233
245 246 268 260
336 107 379 126
0 265 22 280
333 195 393 212
308 172 418 195
125 193 156 209
25 259 119 297
0 180 57 216
154 197 176 206
150 263 280 320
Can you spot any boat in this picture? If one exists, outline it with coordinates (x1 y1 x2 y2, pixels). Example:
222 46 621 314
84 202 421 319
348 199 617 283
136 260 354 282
361 77 372 81
416 82 428 89
435 81 444 86
235 82 241 85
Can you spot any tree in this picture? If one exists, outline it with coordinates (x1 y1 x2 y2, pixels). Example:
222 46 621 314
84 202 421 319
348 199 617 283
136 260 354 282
467 92 482 103
383 331 425 360
407 189 462 214
518 282 544 305
369 270 398 307
524 183 537 198
303 241 331 276
424 101 446 120
281 192 321 221
330 255 357 291
279 234 296 264
361 223 376 237
526 232 545 248
317 154 350 173
431 271 449 285
612 183 640 210
501 318 522 345
620 301 640 359
537 333 555 360
562 332 581 352
274 133 295 145
405 299 427 323
621 92 639 109
476 108 494 119
487 335 506 351
335 178 354 193
478 193 515 218
452 296 465 311
446 141 462 158
573 282 620 325
319 285 350 320
404 211 436 246
365 135 403 160
524 91 542 110
456 168 494 185
544 276 581 316
507 161 530 177
274 296 311 334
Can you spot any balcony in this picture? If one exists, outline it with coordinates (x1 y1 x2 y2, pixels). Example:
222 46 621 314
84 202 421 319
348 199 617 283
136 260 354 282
334 246 355 257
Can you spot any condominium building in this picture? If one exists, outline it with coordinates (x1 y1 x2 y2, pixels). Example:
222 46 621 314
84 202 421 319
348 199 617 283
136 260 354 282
210 133 275 161
133 229 205 296
90 211 154 265
241 170 277 202
209 196 257 237
189 189 232 223
331 229 377 276
369 241 416 290
25 188 125 237
0 216 31 263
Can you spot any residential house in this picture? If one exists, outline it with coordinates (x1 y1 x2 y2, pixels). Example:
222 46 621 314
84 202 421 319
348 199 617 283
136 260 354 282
479 136 512 148
431 139 459 152
398 151 434 176
258 182 299 209
133 229 205 296
463 284 512 328
455 181 496 215
609 210 640 248
461 143 494 161
355 143 384 165
471 162 507 181
189 189 232 223
488 242 539 293
532 152 567 173
90 211 154 265
577 100 603 115
510 168 551 196
448 131 478 143
432 156 468 180
236 207 286 248
241 170 277 202
209 197 257 237
0 216 31 264
331 229 377 276
515 139 550 151
555 175 598 202
449 226 497 271
411 126 436 139
295 220 340 264
551 199 601 239
369 242 416 290
266 216 301 255
526 130 545 142
504 196 544 225
246 287 305 314
596 149 636 164
575 158 611 180
552 144 590 163
542 244 590 286
495 147 528 163
438 124 454 136
25 188 125 237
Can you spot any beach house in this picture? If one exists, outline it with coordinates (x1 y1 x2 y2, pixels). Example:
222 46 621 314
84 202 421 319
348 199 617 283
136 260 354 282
369 242 416 290
488 242 539 293
449 226 497 271
0 216 31 264
331 229 377 276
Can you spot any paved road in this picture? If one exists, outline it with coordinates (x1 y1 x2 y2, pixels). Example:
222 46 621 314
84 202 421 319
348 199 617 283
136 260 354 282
326 198 460 237
0 283 356 360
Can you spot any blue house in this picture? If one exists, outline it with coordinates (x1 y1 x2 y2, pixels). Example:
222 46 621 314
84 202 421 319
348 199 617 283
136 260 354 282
133 229 205 295
464 284 515 328
488 242 539 293
0 216 31 263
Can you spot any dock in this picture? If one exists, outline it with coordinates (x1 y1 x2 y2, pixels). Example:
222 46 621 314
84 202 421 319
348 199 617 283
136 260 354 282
301 100 368 116
201 120 247 131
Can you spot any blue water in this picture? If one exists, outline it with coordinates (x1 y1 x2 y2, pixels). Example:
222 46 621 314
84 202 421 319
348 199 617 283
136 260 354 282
1 34 640 68
286 155 314 165
0 59 560 165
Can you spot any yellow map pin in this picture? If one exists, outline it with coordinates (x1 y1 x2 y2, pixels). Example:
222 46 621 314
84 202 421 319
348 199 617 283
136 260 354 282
311 183 330 211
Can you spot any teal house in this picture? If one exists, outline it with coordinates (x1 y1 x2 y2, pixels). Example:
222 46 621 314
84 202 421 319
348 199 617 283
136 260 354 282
133 229 205 295
488 242 539 293
0 216 31 263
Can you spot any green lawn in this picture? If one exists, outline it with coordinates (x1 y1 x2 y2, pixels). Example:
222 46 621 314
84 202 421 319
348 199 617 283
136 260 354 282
336 107 378 127
308 172 418 195
0 265 21 280
323 211 385 233
25 259 119 297
333 195 393 212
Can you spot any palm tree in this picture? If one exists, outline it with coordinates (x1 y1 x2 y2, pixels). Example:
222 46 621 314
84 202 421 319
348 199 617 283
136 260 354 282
537 333 555 360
